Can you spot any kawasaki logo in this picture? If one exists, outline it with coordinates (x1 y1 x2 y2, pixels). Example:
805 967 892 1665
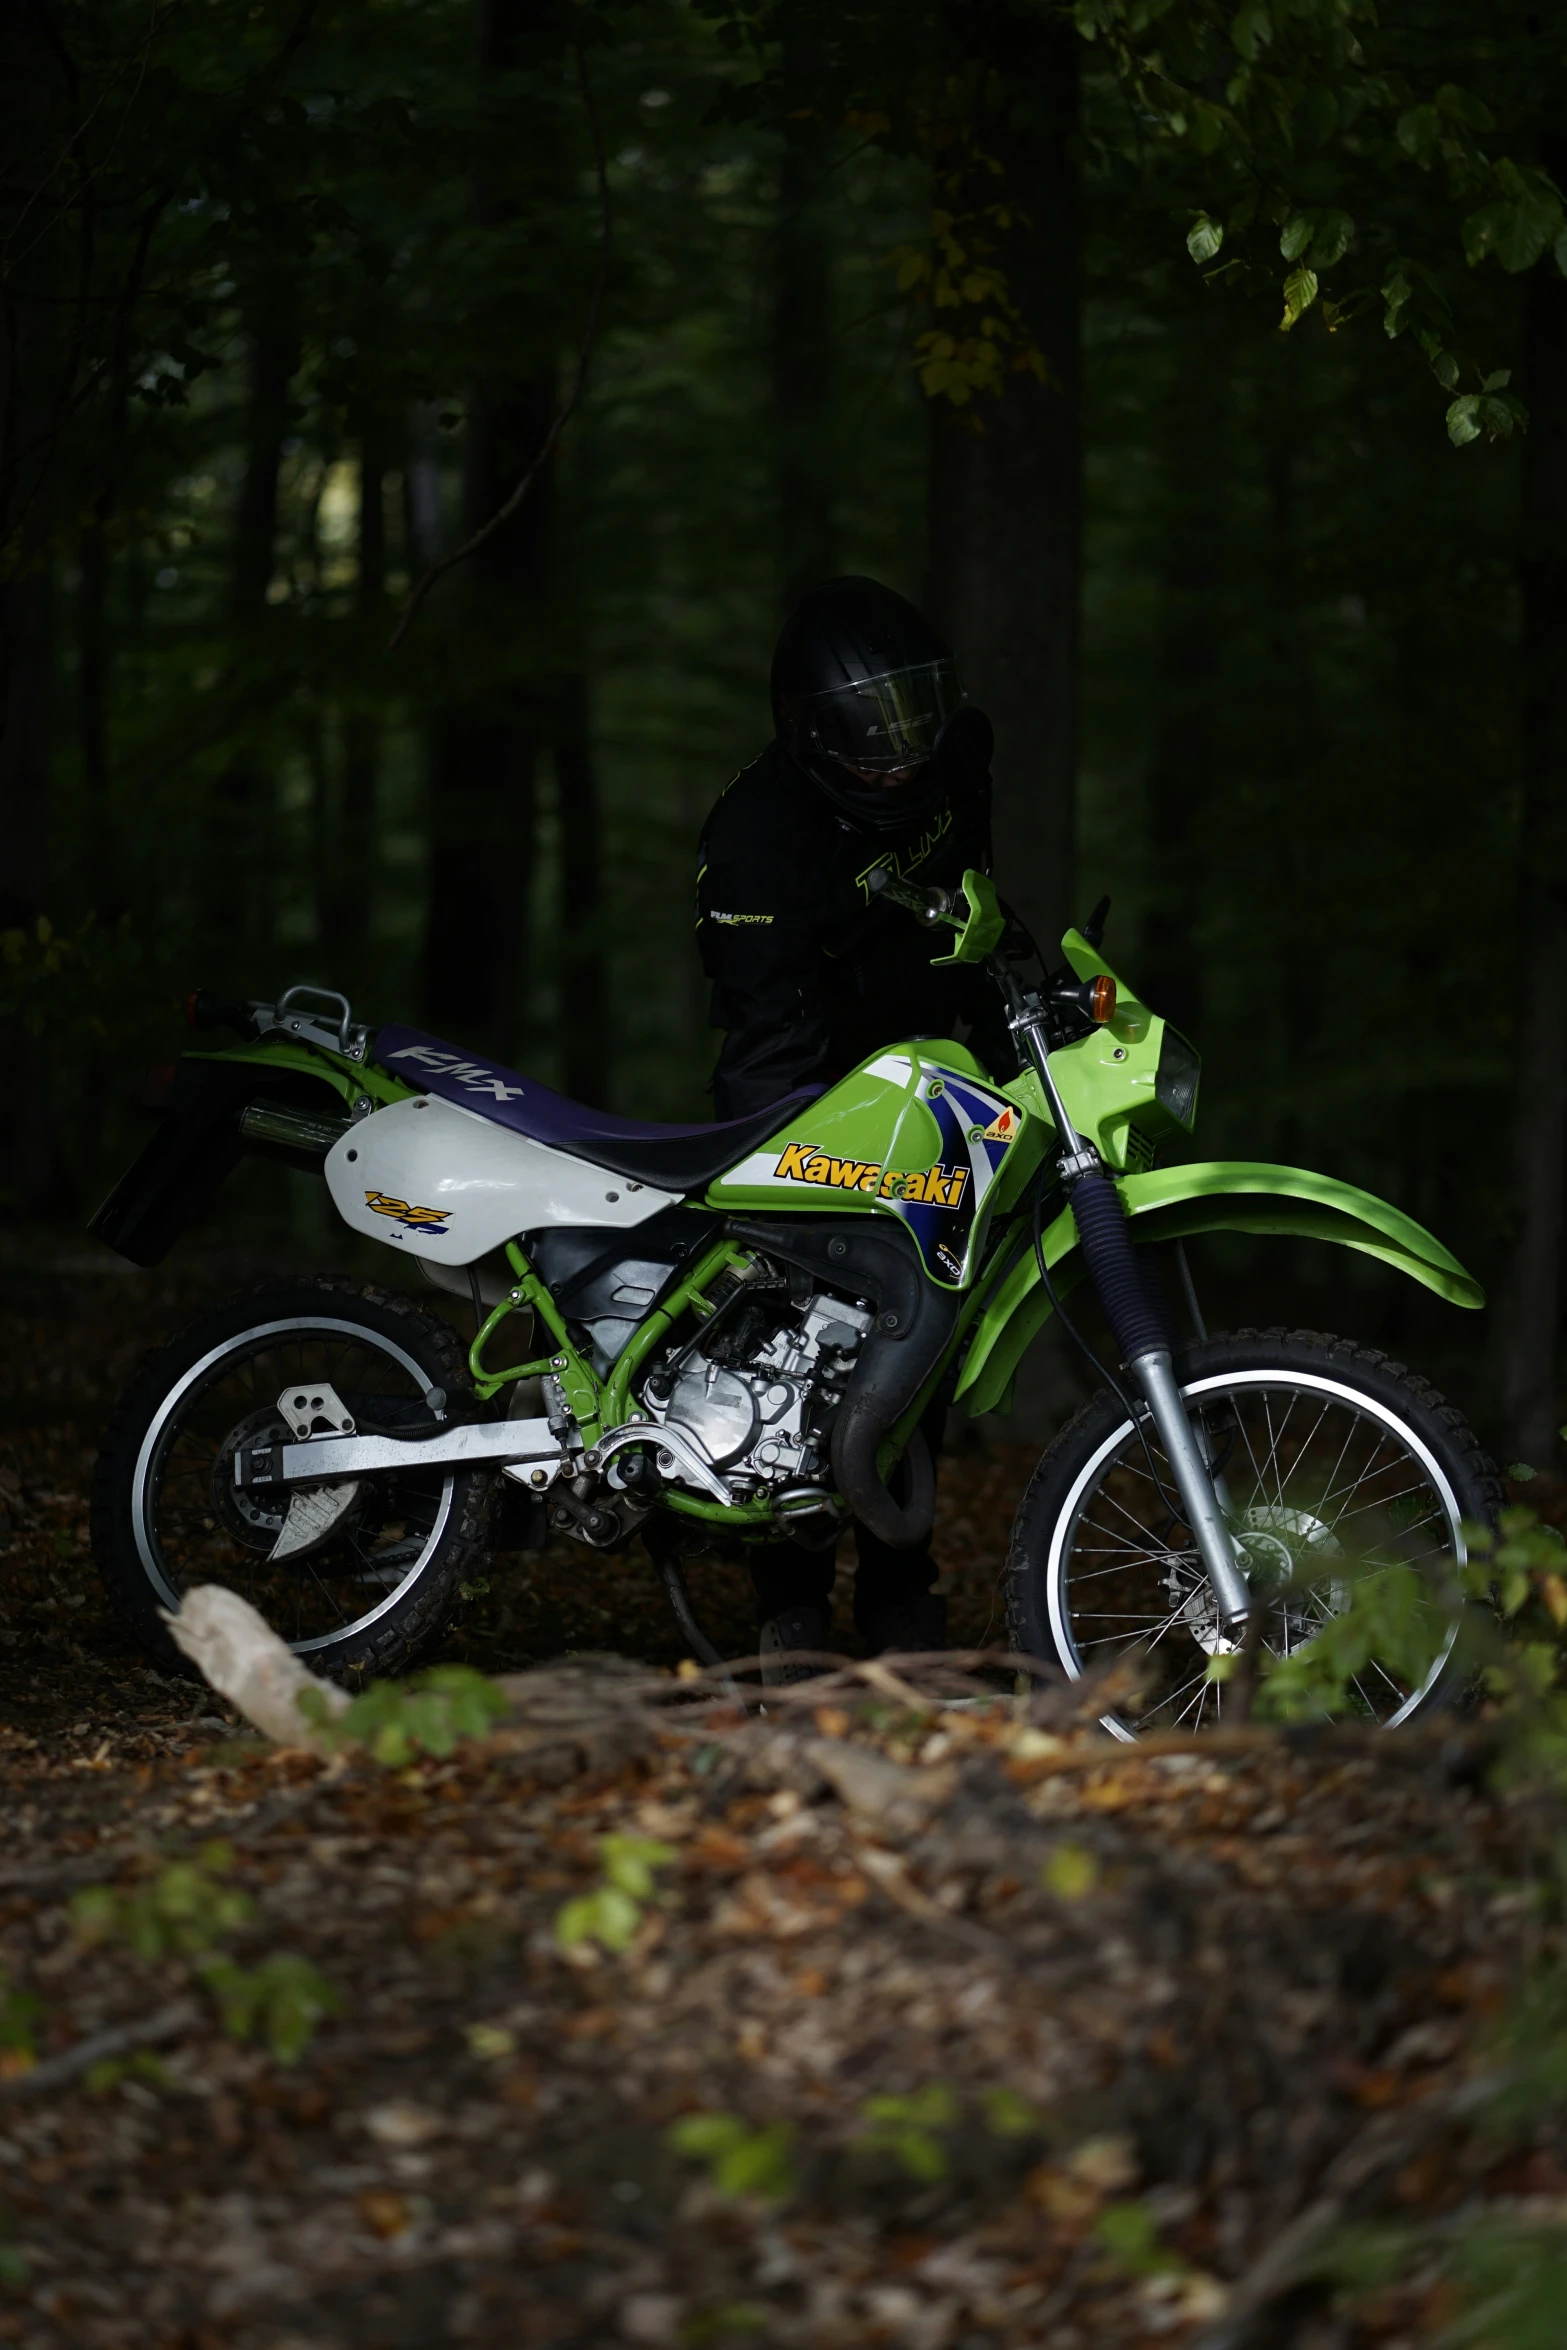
772 1141 970 1207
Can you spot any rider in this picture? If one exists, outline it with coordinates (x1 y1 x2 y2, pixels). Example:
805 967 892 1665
696 575 1006 1671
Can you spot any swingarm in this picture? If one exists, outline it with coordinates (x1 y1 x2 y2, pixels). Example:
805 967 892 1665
237 1416 568 1493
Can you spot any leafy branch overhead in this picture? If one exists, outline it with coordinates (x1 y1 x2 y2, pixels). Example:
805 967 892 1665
1078 1 1562 443
714 0 1565 440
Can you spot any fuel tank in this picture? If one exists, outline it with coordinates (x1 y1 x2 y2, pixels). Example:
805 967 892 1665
706 1042 1038 1287
323 1094 682 1266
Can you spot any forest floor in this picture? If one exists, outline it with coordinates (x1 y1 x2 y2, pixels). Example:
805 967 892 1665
0 1245 1561 2350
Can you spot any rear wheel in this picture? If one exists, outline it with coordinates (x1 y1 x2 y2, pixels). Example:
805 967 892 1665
92 1279 491 1680
1006 1328 1501 1739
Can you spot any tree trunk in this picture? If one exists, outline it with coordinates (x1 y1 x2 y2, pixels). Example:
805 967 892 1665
322 424 386 966
927 4 1080 957
422 375 554 1059
1142 319 1226 1039
774 42 836 614
422 0 560 1060
206 286 298 969
0 5 61 1210
0 2 57 937
555 672 605 1102
1504 210 1567 1464
78 508 116 918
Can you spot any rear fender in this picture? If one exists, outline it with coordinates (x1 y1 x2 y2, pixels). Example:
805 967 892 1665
88 1043 409 1268
952 1161 1484 1419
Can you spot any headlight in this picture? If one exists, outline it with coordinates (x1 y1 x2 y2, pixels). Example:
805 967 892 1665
1155 1025 1201 1130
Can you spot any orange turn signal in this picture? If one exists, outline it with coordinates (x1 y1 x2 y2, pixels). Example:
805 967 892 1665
1089 974 1116 1023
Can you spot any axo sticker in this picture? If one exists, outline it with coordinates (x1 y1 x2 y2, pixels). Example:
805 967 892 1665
975 1105 1019 1145
365 1190 452 1236
771 1142 970 1208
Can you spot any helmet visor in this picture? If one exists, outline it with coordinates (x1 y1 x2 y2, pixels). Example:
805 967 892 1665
780 657 965 775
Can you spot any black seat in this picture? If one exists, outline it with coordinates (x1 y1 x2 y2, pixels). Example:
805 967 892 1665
565 1096 817 1190
371 1021 819 1193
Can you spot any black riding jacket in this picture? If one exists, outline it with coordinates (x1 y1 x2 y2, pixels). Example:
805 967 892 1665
697 742 1003 1120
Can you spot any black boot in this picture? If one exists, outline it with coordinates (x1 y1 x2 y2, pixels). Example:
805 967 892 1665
859 1590 947 1658
758 1603 832 1687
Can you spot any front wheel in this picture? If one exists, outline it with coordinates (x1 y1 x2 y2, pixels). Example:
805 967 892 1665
92 1278 493 1681
1006 1328 1502 1739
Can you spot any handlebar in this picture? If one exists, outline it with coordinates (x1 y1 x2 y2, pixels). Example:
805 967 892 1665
864 867 959 927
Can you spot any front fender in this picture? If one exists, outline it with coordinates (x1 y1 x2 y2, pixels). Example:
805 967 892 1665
953 1160 1484 1419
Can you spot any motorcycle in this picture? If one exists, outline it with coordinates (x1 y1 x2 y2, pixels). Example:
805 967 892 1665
88 871 1497 1736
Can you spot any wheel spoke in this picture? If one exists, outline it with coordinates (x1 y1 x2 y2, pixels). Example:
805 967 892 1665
1043 1364 1465 1742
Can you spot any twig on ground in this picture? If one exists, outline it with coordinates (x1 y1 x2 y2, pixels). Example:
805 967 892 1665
0 2001 197 2100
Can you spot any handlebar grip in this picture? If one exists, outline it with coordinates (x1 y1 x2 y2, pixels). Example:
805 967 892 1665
866 867 957 924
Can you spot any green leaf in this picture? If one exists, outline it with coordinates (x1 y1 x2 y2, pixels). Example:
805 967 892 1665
1382 270 1413 338
1435 83 1494 134
1447 394 1482 446
1229 2 1271 61
600 1834 675 1900
1041 1842 1099 1898
1483 369 1513 392
1187 98 1228 157
1309 209 1355 268
204 1952 341 2063
1464 170 1564 274
1279 214 1313 263
1186 212 1224 265
555 1884 642 1952
1397 105 1438 164
1095 2198 1186 2277
1280 265 1319 330
668 2114 795 2202
1510 1461 1540 1482
981 2086 1038 2138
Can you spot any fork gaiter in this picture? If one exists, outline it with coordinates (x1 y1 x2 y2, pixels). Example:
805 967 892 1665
1067 1172 1172 1366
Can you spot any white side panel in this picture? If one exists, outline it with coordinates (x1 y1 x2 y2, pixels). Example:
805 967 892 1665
323 1095 681 1265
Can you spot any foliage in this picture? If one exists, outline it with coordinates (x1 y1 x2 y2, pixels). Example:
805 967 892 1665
70 1845 338 2065
1247 1558 1451 1724
852 2083 957 2181
70 1844 255 1961
667 2111 798 2201
0 1973 42 2068
1040 1840 1099 1898
1093 2197 1187 2277
297 1664 510 1767
555 1834 676 1954
201 1951 343 2064
1074 0 1555 436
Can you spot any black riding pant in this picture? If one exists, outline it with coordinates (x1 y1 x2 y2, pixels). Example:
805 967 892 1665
748 1399 945 1634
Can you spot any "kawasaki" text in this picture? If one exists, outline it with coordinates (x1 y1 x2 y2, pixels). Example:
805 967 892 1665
771 1143 970 1207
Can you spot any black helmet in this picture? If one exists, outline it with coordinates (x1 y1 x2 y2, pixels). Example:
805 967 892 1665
771 576 968 829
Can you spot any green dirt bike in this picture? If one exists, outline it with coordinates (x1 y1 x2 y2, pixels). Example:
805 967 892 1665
88 872 1497 1736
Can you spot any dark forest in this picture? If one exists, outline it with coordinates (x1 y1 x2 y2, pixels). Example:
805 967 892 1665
7 11 1567 2348
4 0 1566 1452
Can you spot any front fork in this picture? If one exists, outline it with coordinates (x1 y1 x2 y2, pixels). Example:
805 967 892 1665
1005 977 1251 1631
1128 1349 1250 1630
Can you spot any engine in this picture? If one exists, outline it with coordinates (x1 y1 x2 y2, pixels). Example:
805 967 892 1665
637 1278 874 1502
